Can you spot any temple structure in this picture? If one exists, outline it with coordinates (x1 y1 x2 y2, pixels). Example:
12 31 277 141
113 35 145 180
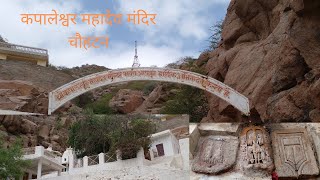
0 42 48 67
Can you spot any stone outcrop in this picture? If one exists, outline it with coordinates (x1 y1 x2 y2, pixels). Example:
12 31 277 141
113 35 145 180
0 80 48 114
200 0 320 122
109 89 144 114
135 84 177 114
0 114 77 152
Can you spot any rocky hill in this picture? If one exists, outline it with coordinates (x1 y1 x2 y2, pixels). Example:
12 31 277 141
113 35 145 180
0 60 74 91
1 0 320 151
198 0 320 123
0 61 192 151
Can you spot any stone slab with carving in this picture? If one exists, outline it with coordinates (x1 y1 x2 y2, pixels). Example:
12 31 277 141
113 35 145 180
239 126 274 175
192 135 239 174
271 128 319 178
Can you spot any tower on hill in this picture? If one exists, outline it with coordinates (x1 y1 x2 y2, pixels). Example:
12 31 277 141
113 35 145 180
132 41 140 68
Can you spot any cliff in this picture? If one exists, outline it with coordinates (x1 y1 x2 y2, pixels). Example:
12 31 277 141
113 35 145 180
199 0 320 122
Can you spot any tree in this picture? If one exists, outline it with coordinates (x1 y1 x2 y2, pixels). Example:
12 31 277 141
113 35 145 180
111 119 156 159
208 20 223 50
162 58 209 122
68 111 156 159
160 85 209 122
68 109 114 157
0 138 30 179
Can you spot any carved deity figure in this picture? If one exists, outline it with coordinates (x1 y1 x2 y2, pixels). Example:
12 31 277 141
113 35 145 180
246 129 266 164
240 126 273 174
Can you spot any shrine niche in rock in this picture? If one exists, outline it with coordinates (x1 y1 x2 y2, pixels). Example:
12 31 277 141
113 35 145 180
192 135 239 174
239 126 274 176
271 128 319 178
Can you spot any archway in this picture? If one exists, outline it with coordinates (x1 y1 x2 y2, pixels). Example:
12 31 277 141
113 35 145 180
48 67 250 115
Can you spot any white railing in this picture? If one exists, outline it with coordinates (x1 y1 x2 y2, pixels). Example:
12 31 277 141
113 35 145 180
66 149 144 173
23 146 60 164
0 42 48 56
44 149 59 160
23 147 36 155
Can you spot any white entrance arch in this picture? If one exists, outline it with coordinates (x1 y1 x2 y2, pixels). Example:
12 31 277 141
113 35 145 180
48 67 250 115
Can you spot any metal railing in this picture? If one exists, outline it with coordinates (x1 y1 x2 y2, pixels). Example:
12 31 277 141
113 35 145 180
104 153 116 163
23 147 35 155
88 155 99 166
0 42 48 56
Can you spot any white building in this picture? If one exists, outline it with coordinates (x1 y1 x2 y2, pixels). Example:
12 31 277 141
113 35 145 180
22 146 65 179
149 129 180 159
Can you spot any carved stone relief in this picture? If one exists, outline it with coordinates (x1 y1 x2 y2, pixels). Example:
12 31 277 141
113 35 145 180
271 128 319 178
192 135 239 174
239 126 274 174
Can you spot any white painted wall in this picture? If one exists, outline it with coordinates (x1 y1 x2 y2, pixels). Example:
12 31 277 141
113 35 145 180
179 138 190 170
150 130 180 157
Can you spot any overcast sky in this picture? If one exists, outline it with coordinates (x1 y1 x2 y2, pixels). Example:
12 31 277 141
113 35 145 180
0 0 230 69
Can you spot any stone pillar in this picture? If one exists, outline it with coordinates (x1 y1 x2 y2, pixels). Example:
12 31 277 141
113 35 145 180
83 156 88 167
99 153 105 165
37 159 42 179
137 147 144 166
58 170 61 176
149 149 154 161
137 147 144 159
69 152 74 171
116 150 122 161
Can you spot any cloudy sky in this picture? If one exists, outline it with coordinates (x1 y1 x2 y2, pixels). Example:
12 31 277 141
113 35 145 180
0 0 230 69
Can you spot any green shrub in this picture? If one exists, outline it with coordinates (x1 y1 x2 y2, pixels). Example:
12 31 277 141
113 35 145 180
84 93 114 114
68 113 156 159
160 85 208 123
142 82 157 95
0 138 30 179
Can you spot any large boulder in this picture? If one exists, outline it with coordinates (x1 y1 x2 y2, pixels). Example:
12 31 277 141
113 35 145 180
109 89 144 113
20 119 38 134
38 125 51 141
0 80 48 114
202 0 320 122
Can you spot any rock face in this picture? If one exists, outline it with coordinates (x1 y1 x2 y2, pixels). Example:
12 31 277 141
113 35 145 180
192 135 239 174
201 0 320 122
271 128 319 178
109 89 144 113
0 80 48 114
135 84 177 114
0 60 74 91
0 114 77 152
